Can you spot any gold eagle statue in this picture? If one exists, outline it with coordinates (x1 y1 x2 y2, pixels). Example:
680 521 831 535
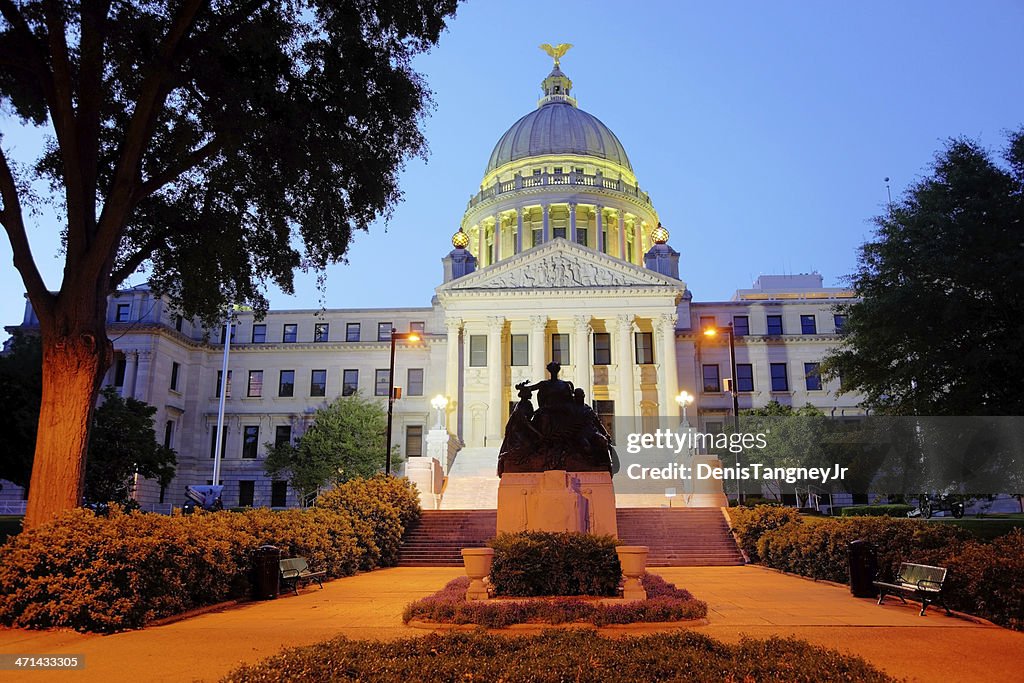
539 43 573 67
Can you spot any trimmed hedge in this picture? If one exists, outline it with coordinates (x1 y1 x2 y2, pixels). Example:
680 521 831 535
488 531 620 597
731 505 1024 630
222 629 895 682
0 476 419 633
728 505 801 561
402 573 707 627
838 504 915 517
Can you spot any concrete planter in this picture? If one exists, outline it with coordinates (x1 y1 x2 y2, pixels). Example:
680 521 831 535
461 547 495 601
616 545 649 601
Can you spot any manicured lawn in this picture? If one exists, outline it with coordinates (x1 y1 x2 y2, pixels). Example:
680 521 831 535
926 518 1024 541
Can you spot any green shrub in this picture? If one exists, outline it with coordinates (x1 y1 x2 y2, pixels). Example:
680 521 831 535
0 477 415 633
728 505 802 561
838 504 915 517
222 629 895 683
488 531 620 597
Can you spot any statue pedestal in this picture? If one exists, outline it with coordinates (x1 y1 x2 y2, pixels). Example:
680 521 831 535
497 470 617 537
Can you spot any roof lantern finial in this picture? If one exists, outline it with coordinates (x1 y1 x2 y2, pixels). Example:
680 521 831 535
539 43 573 67
537 43 577 108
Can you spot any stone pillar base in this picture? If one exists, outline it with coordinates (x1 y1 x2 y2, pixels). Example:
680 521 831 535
497 470 616 537
405 456 443 510
687 455 729 507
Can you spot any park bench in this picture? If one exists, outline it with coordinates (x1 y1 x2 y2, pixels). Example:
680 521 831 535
873 562 950 616
279 557 326 595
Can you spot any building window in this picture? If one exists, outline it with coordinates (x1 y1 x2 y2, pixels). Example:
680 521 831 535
593 400 615 441
705 420 724 435
770 363 789 392
699 315 716 332
247 370 263 397
804 362 822 391
702 364 721 393
278 370 294 397
766 315 783 335
219 324 236 344
163 420 174 449
209 426 228 458
275 425 292 448
282 324 297 343
310 369 327 397
342 369 358 396
116 303 130 322
410 321 425 334
736 363 754 392
469 335 487 367
216 370 232 398
170 362 180 391
733 316 749 337
532 228 542 246
378 322 392 341
314 322 329 342
175 315 184 332
800 315 817 335
405 425 423 457
553 226 567 239
510 334 528 366
346 322 361 342
576 228 588 246
551 333 570 364
242 426 259 458
593 333 611 365
270 481 287 508
238 480 255 507
407 368 424 396
251 324 266 343
834 314 847 333
375 369 390 396
114 354 127 387
635 332 654 365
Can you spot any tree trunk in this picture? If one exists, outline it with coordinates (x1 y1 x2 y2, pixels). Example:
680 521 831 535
24 317 112 529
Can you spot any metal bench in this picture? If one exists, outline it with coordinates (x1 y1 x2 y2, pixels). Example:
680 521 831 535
873 562 950 616
279 557 326 595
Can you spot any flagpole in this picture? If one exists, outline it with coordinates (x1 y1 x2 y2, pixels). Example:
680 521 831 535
212 303 233 485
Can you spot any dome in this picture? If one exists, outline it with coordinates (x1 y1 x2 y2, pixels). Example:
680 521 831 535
485 102 633 175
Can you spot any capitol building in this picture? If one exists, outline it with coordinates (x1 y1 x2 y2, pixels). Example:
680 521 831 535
4 55 862 511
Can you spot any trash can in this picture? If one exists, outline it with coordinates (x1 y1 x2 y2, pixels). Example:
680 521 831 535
252 545 281 600
848 539 878 598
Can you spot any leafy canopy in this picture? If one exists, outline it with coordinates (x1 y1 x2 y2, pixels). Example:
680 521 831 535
264 393 394 501
822 129 1024 415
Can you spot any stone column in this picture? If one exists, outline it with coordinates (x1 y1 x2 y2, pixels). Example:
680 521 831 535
542 204 550 243
633 222 643 263
493 213 502 262
444 317 462 433
569 202 577 243
124 350 138 398
657 313 680 420
529 315 548 382
516 207 524 253
596 206 604 253
477 225 485 266
615 314 636 433
134 350 152 401
486 316 505 445
618 212 627 261
573 315 593 400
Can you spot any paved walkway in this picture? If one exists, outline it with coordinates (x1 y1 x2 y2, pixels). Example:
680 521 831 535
1 565 1021 682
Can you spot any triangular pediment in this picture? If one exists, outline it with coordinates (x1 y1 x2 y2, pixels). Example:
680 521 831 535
437 239 685 294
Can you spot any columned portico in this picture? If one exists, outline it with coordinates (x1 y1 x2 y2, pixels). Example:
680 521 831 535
445 317 462 432
573 314 593 399
657 312 679 417
615 313 636 433
486 316 505 444
529 315 548 381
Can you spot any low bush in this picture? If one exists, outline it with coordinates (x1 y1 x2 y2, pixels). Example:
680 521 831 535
0 477 419 633
488 531 620 597
402 573 707 628
223 629 895 682
728 505 802 561
838 504 915 517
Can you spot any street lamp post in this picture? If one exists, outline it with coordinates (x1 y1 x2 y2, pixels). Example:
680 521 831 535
212 303 253 487
430 395 449 430
675 390 694 427
385 328 421 475
704 323 741 501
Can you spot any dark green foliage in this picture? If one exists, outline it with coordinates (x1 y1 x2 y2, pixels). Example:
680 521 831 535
402 574 707 628
488 531 621 597
838 505 915 517
728 505 802 561
85 387 177 505
0 332 41 489
222 629 895 683
822 129 1024 416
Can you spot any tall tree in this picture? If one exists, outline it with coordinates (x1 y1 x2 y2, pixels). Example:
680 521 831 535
822 129 1024 416
0 0 459 527
85 387 176 505
264 393 393 504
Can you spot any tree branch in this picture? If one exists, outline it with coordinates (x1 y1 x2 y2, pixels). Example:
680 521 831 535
0 147 55 322
130 136 223 205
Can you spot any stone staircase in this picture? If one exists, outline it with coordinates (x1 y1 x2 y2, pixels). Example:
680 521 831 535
615 508 744 566
397 510 497 567
438 447 500 509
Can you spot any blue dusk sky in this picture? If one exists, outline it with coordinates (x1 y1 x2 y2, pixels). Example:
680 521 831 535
2 1 1023 333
